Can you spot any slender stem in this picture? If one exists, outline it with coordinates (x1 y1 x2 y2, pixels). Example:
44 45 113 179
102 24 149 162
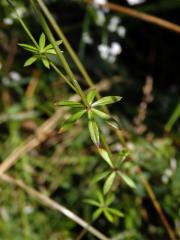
34 0 125 144
85 0 180 34
30 0 89 107
7 0 38 48
35 2 176 239
50 62 77 92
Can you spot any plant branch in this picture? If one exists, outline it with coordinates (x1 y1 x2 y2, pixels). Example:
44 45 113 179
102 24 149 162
85 0 180 34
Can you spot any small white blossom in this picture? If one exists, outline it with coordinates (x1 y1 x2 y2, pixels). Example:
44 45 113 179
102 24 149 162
161 175 169 184
93 0 107 7
110 42 122 56
11 6 26 18
98 44 110 60
95 9 106 26
9 71 21 81
98 42 122 63
127 0 146 5
164 168 173 178
170 158 177 171
3 18 13 25
117 26 126 38
24 205 34 214
108 16 120 32
82 32 93 44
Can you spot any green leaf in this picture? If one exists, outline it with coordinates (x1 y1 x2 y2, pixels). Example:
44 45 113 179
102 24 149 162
88 111 100 146
86 88 96 105
55 100 83 108
92 209 103 220
105 194 114 206
46 49 56 54
60 109 85 133
44 40 63 51
84 199 100 207
98 148 113 168
118 171 136 189
39 33 46 49
92 171 111 183
42 58 50 69
92 108 111 120
106 117 121 129
92 96 122 107
103 209 114 222
96 191 104 204
18 43 37 53
103 172 116 194
24 56 38 67
117 149 129 166
108 208 124 217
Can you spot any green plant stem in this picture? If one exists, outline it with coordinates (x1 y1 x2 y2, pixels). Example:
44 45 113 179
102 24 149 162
50 62 77 92
7 0 38 48
34 0 126 145
30 0 89 107
165 101 180 132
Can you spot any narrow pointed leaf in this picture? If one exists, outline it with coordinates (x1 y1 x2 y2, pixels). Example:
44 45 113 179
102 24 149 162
84 199 100 207
103 172 116 194
105 194 114 206
88 111 100 146
46 49 56 54
39 33 46 49
118 171 136 189
92 108 111 120
117 149 129 166
86 89 96 104
60 110 85 132
55 100 83 108
93 209 103 220
92 170 111 183
24 56 38 67
98 148 113 168
44 40 63 51
97 191 104 204
103 209 114 222
18 43 37 53
108 208 124 217
42 58 50 69
92 96 122 107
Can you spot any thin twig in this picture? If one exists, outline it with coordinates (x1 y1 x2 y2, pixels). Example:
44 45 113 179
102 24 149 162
0 174 109 240
85 0 180 33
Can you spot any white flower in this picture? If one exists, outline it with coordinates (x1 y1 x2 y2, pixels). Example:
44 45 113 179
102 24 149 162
164 168 173 178
170 158 177 171
98 44 110 60
93 0 107 7
108 16 120 32
11 6 26 18
110 42 122 56
9 71 21 81
95 9 106 26
82 32 93 44
3 18 13 25
117 26 126 38
24 205 34 214
161 175 169 184
98 42 122 63
127 0 146 5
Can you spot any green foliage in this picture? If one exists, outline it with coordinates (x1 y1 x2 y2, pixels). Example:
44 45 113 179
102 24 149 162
19 32 63 68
